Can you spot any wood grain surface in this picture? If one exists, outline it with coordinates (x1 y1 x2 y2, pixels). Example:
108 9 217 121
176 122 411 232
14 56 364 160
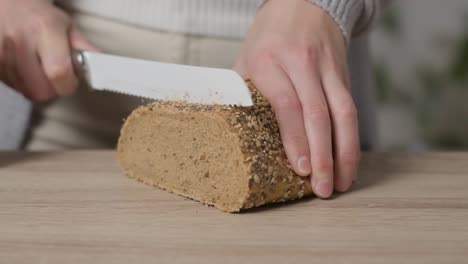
1 151 467 263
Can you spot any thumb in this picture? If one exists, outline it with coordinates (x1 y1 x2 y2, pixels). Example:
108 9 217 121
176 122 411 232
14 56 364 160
233 58 248 80
232 46 249 80
69 25 100 52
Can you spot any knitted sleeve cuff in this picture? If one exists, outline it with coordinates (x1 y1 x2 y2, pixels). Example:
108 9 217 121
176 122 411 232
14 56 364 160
307 0 379 44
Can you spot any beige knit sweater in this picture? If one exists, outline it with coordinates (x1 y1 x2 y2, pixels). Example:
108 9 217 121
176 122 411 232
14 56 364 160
0 0 381 149
56 0 379 41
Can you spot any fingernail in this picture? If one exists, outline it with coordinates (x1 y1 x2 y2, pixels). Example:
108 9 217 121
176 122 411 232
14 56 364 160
297 156 311 176
314 179 332 198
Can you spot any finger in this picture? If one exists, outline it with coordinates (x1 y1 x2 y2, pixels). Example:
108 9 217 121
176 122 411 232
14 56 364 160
0 32 5 80
0 59 4 84
321 60 360 193
233 46 249 79
249 58 312 177
233 57 248 79
69 25 100 52
0 38 6 82
36 20 78 96
284 52 334 198
15 35 56 102
3 37 24 93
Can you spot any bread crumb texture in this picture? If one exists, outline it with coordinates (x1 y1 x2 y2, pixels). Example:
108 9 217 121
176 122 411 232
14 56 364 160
117 81 313 212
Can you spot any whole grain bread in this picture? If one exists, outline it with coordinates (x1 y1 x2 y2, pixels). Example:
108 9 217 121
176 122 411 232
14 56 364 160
117 81 313 212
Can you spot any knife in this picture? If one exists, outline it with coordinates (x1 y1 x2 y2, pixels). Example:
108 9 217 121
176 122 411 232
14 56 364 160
73 50 253 107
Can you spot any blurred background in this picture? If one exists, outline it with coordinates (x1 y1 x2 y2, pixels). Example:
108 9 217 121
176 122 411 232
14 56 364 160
372 0 468 151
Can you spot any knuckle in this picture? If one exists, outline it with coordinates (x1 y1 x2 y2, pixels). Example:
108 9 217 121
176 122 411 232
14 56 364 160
282 133 308 149
335 99 358 121
314 157 334 173
3 31 20 46
247 38 287 72
46 61 73 82
303 103 329 123
271 93 299 111
29 12 69 32
289 44 320 66
30 16 55 32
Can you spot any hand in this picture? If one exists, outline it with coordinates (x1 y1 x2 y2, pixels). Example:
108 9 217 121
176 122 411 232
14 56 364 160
234 0 360 198
0 0 98 102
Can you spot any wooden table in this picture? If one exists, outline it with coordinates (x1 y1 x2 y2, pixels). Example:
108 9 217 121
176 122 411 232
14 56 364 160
1 151 467 263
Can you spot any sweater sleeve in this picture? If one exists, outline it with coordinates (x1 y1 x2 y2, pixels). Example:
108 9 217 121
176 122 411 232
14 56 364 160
307 0 381 44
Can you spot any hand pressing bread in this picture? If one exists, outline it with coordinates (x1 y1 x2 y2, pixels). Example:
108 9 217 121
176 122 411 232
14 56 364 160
234 0 360 198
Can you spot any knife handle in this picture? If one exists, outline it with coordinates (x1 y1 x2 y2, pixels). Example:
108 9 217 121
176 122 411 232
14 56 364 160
72 50 91 89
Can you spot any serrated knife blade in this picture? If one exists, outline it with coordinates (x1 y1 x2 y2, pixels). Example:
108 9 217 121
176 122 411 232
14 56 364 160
74 51 253 106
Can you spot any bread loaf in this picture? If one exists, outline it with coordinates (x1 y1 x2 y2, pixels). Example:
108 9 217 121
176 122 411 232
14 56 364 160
117 82 313 212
